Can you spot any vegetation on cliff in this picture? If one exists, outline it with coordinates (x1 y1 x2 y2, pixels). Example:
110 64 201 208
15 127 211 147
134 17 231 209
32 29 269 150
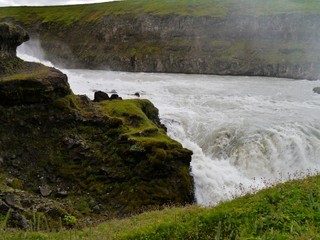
3 173 320 239
0 22 193 230
1 0 320 79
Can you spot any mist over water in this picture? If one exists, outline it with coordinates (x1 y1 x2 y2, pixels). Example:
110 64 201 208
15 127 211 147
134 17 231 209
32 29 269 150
18 39 54 67
17 45 320 206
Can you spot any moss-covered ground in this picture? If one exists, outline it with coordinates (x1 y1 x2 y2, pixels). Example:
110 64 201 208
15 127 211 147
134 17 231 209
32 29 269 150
2 173 320 239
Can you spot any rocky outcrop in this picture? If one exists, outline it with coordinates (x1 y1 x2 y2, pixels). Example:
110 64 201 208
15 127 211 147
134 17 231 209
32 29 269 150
0 22 29 58
0 23 193 229
0 68 71 106
0 22 71 106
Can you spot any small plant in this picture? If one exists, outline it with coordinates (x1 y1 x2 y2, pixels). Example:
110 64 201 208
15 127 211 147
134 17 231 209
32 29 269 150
1 208 12 230
63 215 77 228
130 48 137 57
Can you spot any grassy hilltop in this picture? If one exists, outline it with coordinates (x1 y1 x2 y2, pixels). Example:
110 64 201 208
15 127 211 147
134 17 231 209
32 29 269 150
1 0 320 25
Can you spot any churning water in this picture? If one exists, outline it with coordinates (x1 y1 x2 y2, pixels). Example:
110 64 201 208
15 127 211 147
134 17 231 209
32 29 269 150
18 46 320 206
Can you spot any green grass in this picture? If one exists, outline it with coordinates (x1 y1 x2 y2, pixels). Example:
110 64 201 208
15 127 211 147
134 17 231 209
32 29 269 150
2 173 320 239
0 0 227 25
1 0 320 26
0 69 50 81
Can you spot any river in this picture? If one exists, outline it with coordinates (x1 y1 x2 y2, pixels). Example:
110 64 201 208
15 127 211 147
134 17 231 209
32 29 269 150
18 43 320 206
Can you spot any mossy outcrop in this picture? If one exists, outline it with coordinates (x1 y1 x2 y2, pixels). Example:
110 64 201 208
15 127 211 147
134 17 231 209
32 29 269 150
0 68 71 106
0 22 29 58
0 23 193 230
0 22 71 105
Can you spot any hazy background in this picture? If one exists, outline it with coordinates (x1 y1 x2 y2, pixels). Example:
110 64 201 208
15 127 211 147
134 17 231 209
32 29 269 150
0 0 116 7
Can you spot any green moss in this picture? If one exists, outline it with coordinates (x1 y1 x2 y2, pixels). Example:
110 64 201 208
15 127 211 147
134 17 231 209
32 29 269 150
53 94 81 111
130 48 137 57
0 68 50 82
99 99 180 147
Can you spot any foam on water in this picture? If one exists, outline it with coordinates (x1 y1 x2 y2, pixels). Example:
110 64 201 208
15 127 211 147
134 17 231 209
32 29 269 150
17 46 320 206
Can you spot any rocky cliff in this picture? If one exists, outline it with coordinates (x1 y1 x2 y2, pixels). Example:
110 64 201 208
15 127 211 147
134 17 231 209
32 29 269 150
0 22 193 230
1 1 320 79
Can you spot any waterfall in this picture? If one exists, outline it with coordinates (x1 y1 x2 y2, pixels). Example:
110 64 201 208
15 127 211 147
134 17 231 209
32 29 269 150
17 42 320 206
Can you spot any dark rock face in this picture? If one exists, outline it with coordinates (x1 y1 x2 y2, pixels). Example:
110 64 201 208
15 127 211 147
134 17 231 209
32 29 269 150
0 22 29 58
19 13 320 80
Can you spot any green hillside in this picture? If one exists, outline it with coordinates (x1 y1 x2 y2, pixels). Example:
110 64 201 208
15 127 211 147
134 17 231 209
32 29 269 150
2 173 320 239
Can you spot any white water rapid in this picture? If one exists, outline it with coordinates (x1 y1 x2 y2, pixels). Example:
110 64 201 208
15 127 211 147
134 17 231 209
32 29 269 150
17 44 320 206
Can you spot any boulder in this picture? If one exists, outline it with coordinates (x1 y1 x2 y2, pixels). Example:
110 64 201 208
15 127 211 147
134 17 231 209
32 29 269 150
134 92 140 97
94 90 109 102
5 193 16 207
313 87 320 94
39 185 52 197
110 93 122 100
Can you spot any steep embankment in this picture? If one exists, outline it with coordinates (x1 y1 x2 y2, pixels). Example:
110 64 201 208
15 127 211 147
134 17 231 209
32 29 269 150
1 0 320 79
0 22 193 230
4 173 320 239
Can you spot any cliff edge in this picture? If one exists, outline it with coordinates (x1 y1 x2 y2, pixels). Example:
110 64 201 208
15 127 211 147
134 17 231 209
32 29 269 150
0 22 193 230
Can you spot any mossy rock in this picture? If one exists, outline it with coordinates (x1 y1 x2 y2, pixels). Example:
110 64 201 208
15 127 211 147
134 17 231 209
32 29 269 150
0 22 72 106
0 67 71 106
0 22 29 58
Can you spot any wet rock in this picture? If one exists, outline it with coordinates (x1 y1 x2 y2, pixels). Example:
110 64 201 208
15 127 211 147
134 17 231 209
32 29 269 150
110 94 122 100
39 185 52 197
94 91 109 102
134 92 140 97
5 194 16 207
313 87 320 94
